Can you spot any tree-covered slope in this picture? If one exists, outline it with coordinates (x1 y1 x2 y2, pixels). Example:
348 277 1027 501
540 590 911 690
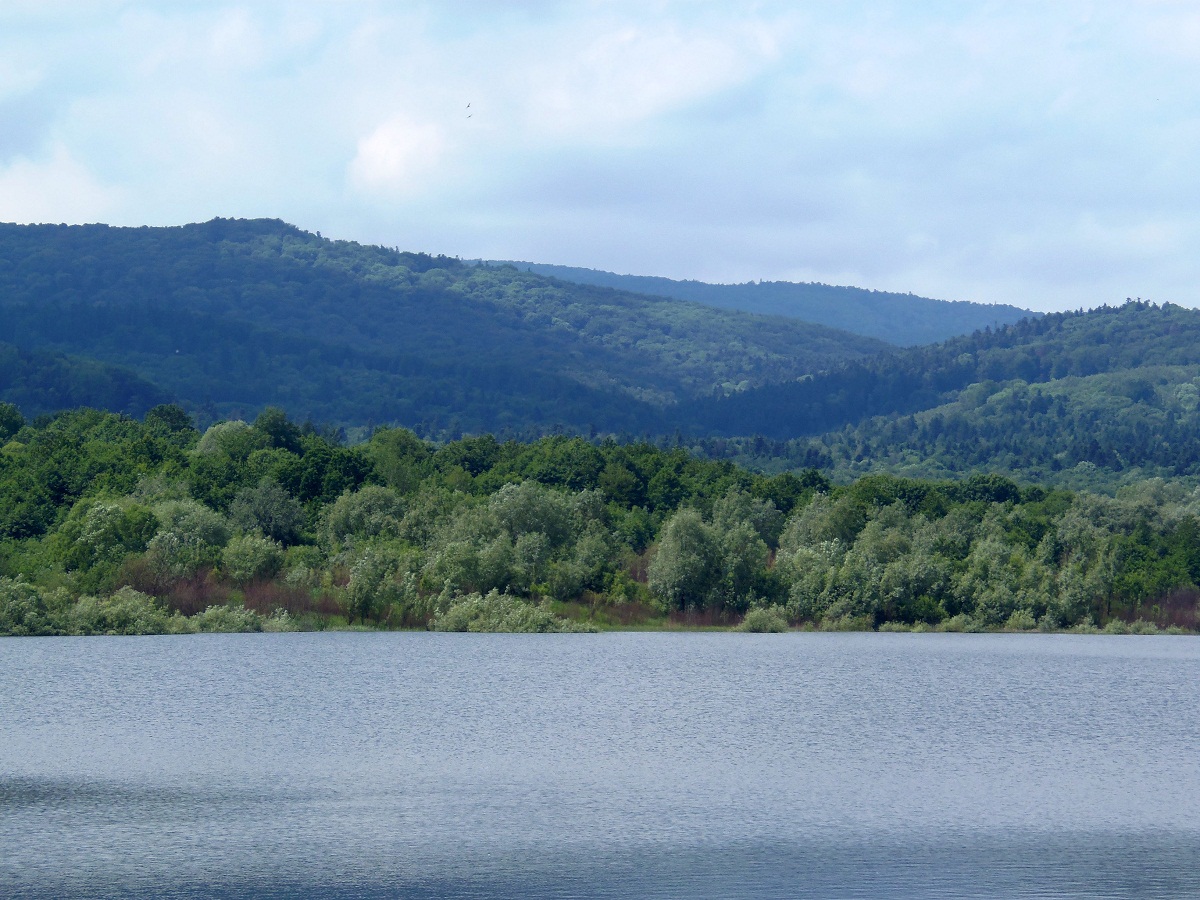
493 260 1033 346
685 302 1200 488
0 220 887 435
687 302 1200 438
0 342 171 419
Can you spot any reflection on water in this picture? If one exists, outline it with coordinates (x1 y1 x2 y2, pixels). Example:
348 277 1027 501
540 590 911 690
2 633 1199 898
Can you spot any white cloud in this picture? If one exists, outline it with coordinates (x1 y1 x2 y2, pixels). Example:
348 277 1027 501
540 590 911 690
0 144 121 223
347 115 449 197
0 1 1197 310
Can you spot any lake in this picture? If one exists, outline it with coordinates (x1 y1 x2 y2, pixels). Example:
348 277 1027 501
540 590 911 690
2 632 1198 899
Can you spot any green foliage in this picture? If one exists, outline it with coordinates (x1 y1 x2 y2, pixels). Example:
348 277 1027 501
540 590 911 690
0 578 64 636
228 478 305 544
222 534 284 583
70 587 182 636
0 343 170 419
1 403 1198 635
322 485 405 550
431 590 594 633
191 604 263 633
737 606 790 632
0 403 24 442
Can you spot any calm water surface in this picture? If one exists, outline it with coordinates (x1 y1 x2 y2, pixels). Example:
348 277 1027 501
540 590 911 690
2 632 1198 899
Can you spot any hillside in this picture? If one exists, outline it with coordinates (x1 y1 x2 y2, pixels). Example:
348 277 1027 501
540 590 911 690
493 261 1033 346
685 302 1200 488
0 220 887 436
0 342 170 419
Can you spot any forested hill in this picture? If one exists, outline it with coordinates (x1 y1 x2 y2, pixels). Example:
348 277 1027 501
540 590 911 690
493 261 1033 346
0 342 170 418
0 219 887 436
687 302 1200 488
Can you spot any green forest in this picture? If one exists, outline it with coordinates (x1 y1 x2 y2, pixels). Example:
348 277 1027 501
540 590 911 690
496 260 1032 346
685 301 1200 490
0 219 885 436
2 403 1197 636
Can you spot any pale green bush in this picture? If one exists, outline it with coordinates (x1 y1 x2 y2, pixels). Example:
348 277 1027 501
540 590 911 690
431 590 594 633
1005 609 1038 631
192 604 263 633
70 587 176 636
738 606 789 633
262 610 299 632
0 577 56 635
222 533 284 583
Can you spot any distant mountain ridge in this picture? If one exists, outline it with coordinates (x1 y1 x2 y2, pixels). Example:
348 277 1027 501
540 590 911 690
489 261 1034 346
0 219 887 436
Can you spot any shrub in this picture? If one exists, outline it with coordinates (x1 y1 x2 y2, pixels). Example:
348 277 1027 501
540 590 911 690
192 604 263 633
738 606 789 633
819 614 874 632
69 587 176 635
0 578 58 635
222 533 284 583
431 590 595 633
1005 609 1038 631
262 610 299 632
939 613 983 633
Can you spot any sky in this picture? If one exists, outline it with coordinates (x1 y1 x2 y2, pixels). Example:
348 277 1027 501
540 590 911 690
0 1 1197 312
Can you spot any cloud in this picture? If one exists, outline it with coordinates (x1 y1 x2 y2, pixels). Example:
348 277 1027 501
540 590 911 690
0 144 121 223
348 115 449 197
0 1 1197 311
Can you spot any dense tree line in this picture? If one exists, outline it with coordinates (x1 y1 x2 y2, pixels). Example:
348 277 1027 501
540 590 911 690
1 404 1197 635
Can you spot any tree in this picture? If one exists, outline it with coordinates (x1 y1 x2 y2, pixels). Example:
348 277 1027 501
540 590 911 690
648 508 722 610
229 477 304 544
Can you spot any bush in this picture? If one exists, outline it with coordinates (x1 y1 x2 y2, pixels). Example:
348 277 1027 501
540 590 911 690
738 606 789 632
819 614 875 632
69 587 178 635
0 577 58 635
262 609 299 632
222 533 284 583
1005 609 1038 631
431 590 595 633
192 604 263 633
939 613 984 633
